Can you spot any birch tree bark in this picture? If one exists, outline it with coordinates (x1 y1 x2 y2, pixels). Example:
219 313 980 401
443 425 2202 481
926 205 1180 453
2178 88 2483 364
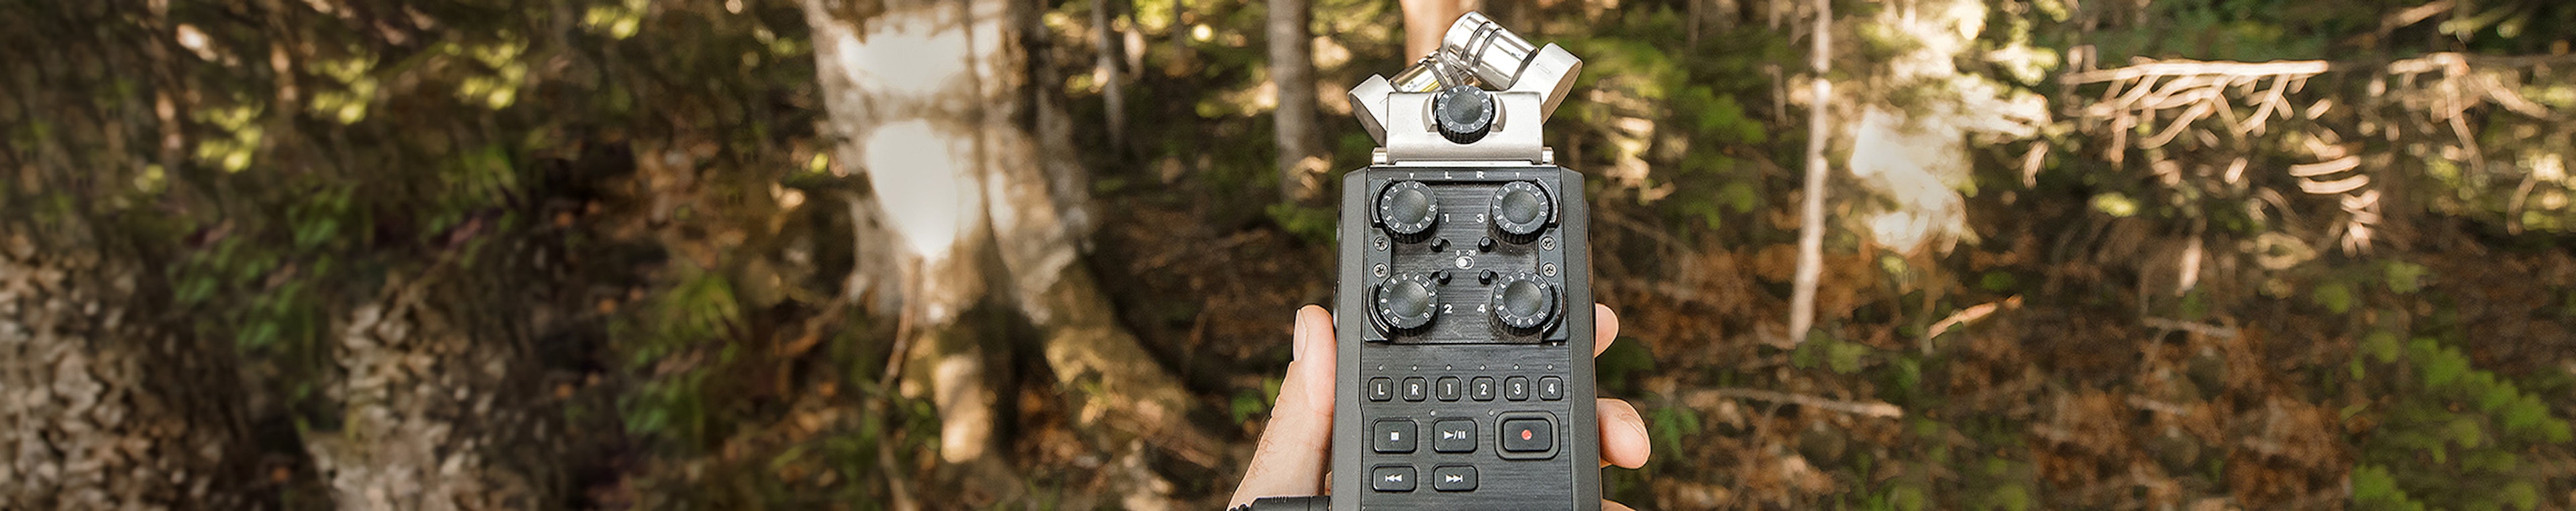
1787 0 1833 342
806 0 1214 506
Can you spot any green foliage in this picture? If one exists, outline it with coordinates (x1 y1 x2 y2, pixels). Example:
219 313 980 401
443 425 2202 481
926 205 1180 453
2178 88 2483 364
1266 202 1338 246
2350 316 2573 510
619 264 743 449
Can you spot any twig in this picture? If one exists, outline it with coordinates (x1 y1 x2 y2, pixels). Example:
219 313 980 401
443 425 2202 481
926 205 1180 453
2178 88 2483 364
1682 388 1904 419
2060 60 2330 85
1923 296 2020 342
2141 317 2237 339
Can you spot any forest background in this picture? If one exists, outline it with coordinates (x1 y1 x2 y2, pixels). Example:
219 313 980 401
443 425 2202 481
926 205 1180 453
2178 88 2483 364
7 0 2576 509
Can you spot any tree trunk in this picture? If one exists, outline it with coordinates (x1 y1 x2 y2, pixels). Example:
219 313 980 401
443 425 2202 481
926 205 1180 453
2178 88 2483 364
0 236 265 510
1271 0 1323 203
804 0 1014 479
1093 0 1130 150
301 263 560 511
1399 0 1467 60
807 0 1216 506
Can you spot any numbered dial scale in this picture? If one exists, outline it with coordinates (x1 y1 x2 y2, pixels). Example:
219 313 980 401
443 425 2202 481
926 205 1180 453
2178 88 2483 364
1332 165 1597 509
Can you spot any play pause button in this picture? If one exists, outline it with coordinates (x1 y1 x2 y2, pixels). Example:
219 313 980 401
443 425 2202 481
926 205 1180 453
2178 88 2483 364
1371 465 1417 492
1433 418 1476 453
1432 465 1478 492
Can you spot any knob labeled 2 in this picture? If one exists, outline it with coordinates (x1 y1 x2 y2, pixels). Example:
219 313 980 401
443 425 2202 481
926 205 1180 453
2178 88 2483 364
1375 273 1442 333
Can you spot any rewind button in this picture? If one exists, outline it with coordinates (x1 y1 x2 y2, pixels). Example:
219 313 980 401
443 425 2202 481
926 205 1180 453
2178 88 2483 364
1371 465 1417 492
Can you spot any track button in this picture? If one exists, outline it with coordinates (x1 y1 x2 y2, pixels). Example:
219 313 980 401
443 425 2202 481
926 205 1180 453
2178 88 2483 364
1432 465 1479 492
1368 377 1393 402
1371 465 1418 492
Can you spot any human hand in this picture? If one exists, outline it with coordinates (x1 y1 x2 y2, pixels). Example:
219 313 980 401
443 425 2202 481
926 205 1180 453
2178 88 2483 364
1228 304 1650 510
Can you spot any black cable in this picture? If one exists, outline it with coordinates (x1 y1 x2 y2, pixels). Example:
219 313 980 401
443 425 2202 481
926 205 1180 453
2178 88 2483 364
1229 496 1328 511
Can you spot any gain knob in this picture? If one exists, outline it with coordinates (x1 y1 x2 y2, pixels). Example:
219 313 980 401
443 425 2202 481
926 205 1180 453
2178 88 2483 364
1489 273 1557 332
1489 181 1552 241
1375 273 1442 332
1378 181 1438 240
1432 85 1495 144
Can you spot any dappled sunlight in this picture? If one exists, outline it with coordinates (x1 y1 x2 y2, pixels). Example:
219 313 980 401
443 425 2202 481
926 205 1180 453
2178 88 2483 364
1848 106 1970 253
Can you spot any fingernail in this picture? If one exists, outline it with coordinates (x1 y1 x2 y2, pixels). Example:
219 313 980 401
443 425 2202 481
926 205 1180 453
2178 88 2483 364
1292 310 1311 361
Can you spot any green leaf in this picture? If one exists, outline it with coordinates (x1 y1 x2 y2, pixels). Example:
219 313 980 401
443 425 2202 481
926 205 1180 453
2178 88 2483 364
2504 481 2540 511
2446 416 2484 449
2362 332 2402 364
2383 261 2428 293
2311 283 2354 314
1828 341 1871 375
1980 271 2018 291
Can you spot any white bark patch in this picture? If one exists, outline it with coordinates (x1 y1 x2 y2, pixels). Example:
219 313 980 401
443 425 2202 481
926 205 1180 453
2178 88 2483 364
932 356 994 464
829 9 972 100
864 121 985 266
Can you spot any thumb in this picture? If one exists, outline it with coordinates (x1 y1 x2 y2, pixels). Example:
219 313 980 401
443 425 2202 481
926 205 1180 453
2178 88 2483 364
1230 306 1339 507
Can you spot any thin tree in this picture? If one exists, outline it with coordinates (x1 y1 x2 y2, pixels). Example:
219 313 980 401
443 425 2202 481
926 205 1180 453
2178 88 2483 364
1272 0 1323 202
1788 0 1833 343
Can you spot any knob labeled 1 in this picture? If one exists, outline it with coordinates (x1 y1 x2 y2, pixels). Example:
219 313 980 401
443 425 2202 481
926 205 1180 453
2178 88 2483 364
1378 181 1438 239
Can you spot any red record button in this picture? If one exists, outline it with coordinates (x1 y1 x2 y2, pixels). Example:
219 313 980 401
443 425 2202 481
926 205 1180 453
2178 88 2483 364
1499 418 1554 453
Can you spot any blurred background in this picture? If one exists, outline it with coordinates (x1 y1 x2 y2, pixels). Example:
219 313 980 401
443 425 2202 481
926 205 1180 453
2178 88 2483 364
7 0 2576 509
